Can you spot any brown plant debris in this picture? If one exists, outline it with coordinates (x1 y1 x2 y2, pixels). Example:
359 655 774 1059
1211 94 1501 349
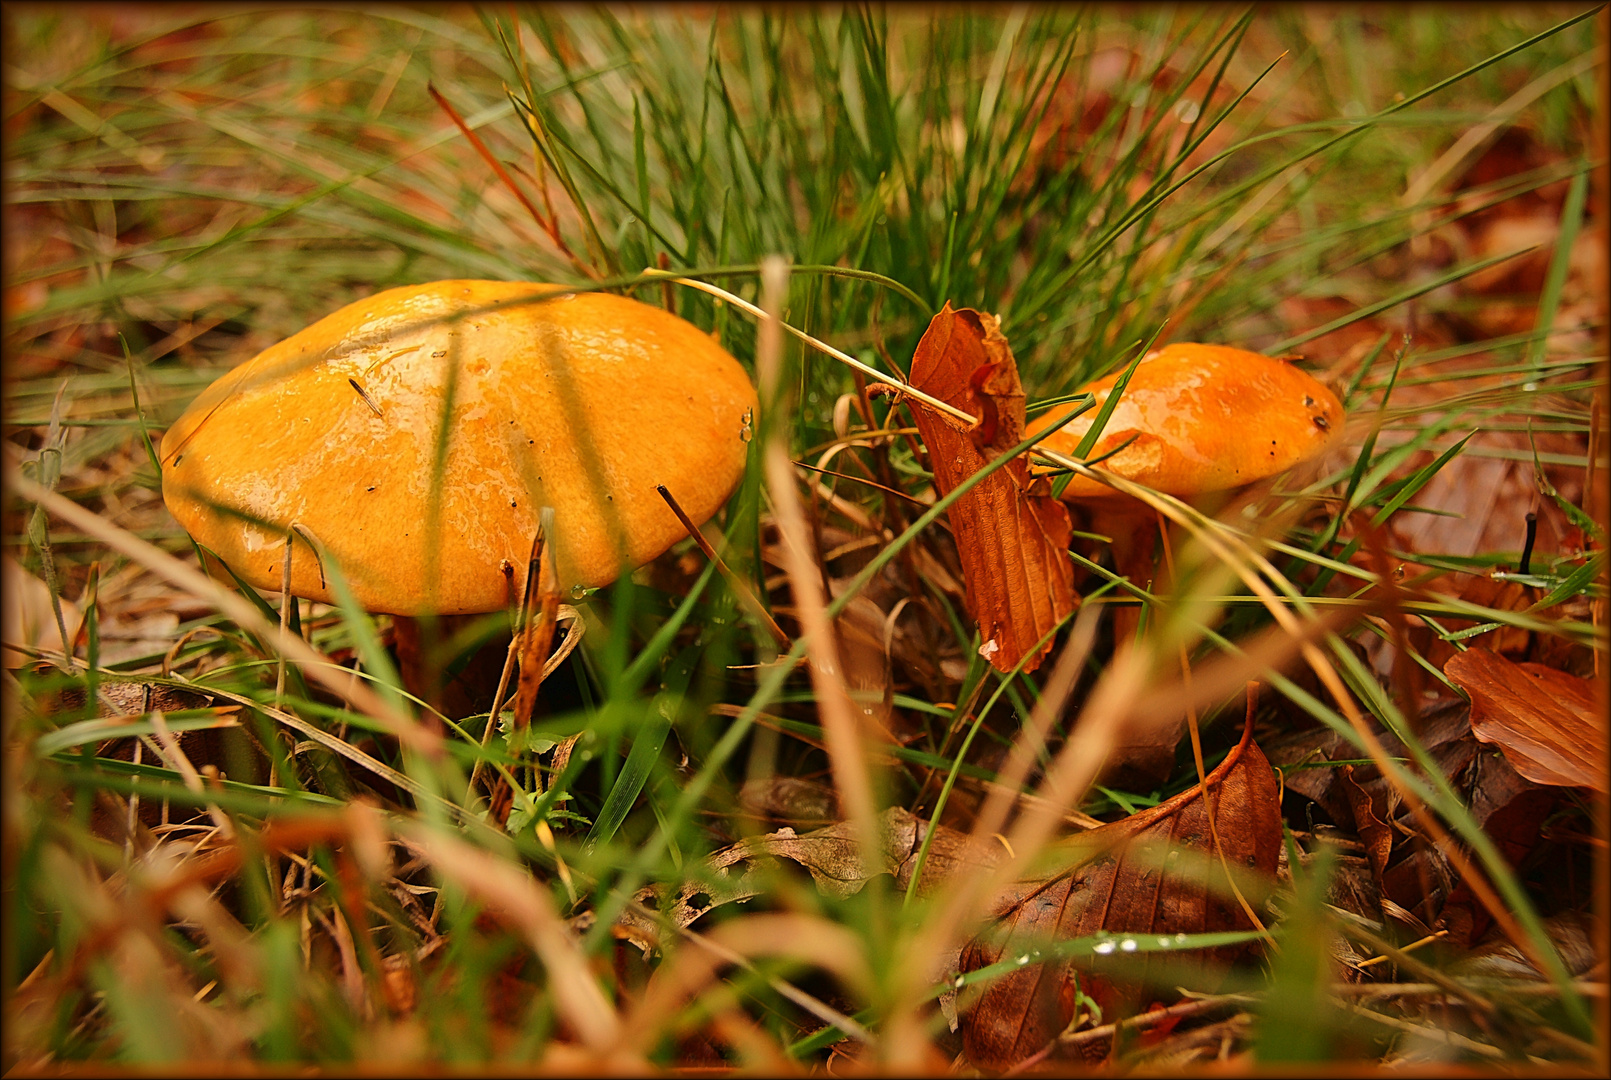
1444 647 1606 792
905 304 1077 673
959 719 1282 1071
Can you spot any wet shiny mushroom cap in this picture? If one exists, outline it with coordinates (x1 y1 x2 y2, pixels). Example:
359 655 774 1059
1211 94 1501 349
1028 342 1344 499
160 280 758 615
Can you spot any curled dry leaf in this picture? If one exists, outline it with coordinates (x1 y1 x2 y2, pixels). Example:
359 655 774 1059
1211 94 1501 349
906 304 1077 673
1338 764 1394 887
1438 744 1562 947
1272 698 1473 832
1452 909 1600 982
1444 648 1606 792
959 721 1282 1072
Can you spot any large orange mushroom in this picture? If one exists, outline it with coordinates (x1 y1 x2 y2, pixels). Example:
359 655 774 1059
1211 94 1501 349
161 280 757 711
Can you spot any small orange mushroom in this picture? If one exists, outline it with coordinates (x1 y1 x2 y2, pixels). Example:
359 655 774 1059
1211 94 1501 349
1030 342 1343 502
1027 342 1344 782
161 280 757 712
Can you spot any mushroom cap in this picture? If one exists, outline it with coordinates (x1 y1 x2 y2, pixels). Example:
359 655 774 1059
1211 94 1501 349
1028 343 1343 500
160 280 757 615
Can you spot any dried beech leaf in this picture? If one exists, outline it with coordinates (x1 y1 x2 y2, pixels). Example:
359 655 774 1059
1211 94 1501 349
1444 648 1607 792
743 806 992 899
738 776 840 826
610 808 994 949
1439 748 1560 947
1271 698 1473 829
907 304 1077 673
40 677 218 719
960 723 1282 1071
1270 699 1560 947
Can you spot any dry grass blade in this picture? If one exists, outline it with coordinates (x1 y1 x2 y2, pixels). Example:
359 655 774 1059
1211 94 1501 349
275 536 294 705
400 821 626 1057
756 256 882 866
198 686 437 808
1059 994 1249 1050
1400 50 1600 208
882 607 1100 1066
2 555 81 669
148 710 235 840
471 595 584 802
658 483 790 649
509 508 561 731
645 270 976 426
426 81 575 264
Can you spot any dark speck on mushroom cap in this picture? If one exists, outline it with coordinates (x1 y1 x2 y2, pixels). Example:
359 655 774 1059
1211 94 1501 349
1027 342 1344 500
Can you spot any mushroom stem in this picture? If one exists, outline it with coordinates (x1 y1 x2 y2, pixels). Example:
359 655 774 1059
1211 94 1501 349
1103 505 1187 790
1105 503 1161 651
392 613 511 723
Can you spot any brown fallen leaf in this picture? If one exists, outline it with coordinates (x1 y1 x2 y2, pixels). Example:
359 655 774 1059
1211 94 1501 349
35 675 219 721
1452 909 1600 982
604 807 998 953
1270 697 1562 944
737 776 840 827
1272 697 1474 831
959 720 1282 1071
1444 648 1607 792
1438 744 1562 948
905 304 1077 673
